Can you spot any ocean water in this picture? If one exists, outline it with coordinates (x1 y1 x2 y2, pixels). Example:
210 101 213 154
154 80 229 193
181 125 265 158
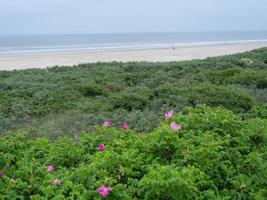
0 31 267 54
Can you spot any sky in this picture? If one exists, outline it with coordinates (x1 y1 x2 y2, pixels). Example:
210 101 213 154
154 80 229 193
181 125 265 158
0 0 266 35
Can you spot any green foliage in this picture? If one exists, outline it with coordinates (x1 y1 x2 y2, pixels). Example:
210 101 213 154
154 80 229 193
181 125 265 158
80 82 107 97
0 106 266 199
139 166 204 200
250 103 267 119
178 85 254 112
0 48 267 137
193 67 267 89
109 92 150 111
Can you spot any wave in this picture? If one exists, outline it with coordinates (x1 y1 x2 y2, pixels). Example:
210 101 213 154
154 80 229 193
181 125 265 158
1 39 267 54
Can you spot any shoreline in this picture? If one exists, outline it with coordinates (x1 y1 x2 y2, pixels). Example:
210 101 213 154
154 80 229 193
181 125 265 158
1 42 267 70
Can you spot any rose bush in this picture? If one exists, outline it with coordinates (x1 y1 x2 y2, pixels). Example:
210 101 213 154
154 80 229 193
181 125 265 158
0 106 266 199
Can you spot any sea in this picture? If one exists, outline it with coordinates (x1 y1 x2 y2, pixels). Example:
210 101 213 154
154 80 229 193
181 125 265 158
0 31 267 54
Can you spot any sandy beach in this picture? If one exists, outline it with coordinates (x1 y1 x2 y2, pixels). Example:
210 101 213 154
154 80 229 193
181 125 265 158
0 42 267 70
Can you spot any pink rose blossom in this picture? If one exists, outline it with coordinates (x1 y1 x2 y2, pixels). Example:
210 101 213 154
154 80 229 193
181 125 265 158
122 122 129 130
96 144 106 151
97 185 112 198
102 121 112 127
47 165 54 172
165 111 173 120
170 122 181 132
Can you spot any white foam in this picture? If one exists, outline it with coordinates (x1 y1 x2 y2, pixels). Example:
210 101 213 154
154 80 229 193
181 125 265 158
1 39 267 55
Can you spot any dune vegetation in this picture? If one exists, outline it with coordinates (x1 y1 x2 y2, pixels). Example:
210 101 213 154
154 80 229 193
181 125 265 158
0 106 267 199
1 48 267 138
0 48 267 199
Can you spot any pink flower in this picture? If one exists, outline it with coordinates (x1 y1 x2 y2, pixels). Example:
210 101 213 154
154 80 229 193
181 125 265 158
102 121 112 127
96 144 106 151
0 171 3 177
170 122 181 132
47 165 54 172
121 122 129 130
97 185 112 198
165 111 173 120
51 179 62 187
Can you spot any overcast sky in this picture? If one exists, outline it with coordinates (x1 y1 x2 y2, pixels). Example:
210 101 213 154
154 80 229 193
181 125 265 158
0 0 266 35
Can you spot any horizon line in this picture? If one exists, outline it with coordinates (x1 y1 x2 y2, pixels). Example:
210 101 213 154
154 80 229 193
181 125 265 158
1 30 267 36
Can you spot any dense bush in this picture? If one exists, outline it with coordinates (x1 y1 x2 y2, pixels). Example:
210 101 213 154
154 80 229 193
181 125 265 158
80 82 107 97
250 103 267 119
150 84 255 113
193 67 267 89
0 48 267 136
0 106 266 199
108 92 150 111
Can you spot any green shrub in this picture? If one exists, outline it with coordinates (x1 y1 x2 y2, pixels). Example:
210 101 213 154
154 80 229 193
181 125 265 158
239 58 254 66
193 67 267 89
1 106 267 199
139 166 205 200
106 82 124 92
192 67 244 85
80 82 107 97
250 103 267 119
109 92 150 111
184 85 255 112
151 84 255 113
1 48 267 136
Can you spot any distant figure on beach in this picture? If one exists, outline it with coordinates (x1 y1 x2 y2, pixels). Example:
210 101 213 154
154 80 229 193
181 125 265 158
172 46 176 50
